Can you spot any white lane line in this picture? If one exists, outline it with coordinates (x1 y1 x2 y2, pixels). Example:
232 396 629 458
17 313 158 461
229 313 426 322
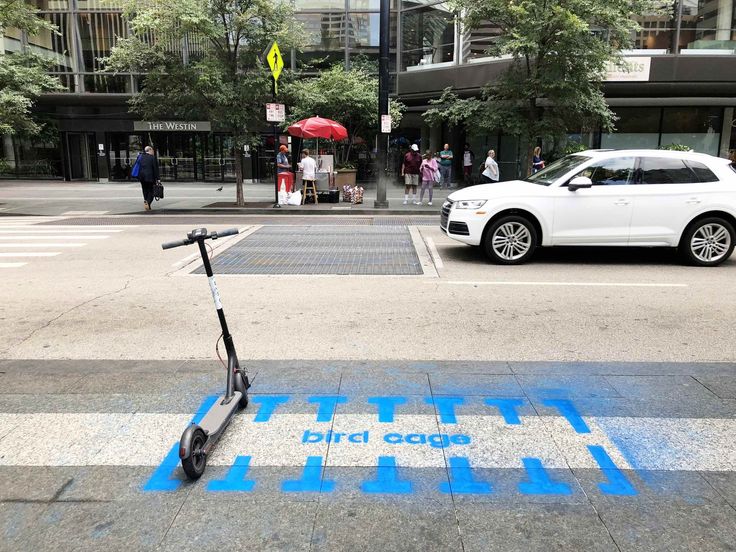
0 252 61 257
0 262 27 268
0 235 109 240
440 281 688 288
62 211 110 215
0 243 85 248
424 237 444 270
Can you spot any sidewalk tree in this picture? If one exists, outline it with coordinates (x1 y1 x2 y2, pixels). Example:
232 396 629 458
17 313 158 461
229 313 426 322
104 0 303 206
424 0 656 174
286 64 404 167
0 0 63 138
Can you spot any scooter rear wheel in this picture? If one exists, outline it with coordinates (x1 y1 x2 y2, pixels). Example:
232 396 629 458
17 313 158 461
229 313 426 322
234 371 249 409
181 427 207 479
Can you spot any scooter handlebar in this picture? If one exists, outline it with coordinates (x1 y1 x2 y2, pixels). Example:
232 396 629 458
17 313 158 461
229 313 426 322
215 228 239 238
161 238 192 250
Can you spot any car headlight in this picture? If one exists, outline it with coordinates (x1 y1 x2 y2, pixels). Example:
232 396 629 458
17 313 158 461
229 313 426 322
454 200 487 209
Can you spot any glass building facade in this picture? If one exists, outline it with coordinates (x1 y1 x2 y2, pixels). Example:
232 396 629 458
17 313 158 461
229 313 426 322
3 0 736 180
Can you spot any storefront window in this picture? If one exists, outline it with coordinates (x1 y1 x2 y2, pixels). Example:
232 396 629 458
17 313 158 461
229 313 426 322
601 107 662 149
680 0 736 52
632 3 678 52
28 13 76 73
296 11 347 71
401 2 455 70
77 12 127 73
660 107 722 154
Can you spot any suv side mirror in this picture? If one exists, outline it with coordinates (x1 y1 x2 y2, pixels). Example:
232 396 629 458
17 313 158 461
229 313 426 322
568 176 593 191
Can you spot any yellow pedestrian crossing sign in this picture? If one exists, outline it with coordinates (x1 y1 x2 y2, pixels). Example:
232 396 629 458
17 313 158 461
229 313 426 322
266 42 284 82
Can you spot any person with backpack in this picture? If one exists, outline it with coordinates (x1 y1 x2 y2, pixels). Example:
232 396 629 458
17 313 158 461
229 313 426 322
134 146 160 211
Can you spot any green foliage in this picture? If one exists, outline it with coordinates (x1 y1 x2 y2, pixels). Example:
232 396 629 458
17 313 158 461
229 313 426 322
105 0 303 144
427 0 658 170
103 0 304 203
286 64 405 164
0 2 63 137
659 143 692 151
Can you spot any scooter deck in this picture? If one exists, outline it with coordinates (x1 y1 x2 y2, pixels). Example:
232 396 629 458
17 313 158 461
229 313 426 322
199 391 242 452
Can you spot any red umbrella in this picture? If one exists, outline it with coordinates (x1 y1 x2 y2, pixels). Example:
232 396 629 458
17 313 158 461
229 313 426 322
287 116 348 141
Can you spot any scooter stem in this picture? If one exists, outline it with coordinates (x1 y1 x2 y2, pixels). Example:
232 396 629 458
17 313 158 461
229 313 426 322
197 238 237 401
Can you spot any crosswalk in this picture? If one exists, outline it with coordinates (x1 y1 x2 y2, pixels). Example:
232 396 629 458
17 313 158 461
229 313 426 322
0 217 133 269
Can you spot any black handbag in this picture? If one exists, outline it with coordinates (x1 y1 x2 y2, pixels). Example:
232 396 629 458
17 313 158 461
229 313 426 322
153 182 164 200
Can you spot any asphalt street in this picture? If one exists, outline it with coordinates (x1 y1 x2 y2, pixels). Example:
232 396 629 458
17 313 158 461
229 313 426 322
1 184 735 551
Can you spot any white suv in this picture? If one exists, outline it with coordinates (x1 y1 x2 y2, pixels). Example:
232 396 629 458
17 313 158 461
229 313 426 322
441 149 736 266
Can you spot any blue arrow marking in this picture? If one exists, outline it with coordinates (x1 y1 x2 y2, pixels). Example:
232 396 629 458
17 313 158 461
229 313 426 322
440 457 492 494
251 395 290 422
206 456 256 492
518 458 572 495
308 395 347 422
282 456 334 493
542 399 591 433
588 445 637 496
484 398 524 425
361 456 413 494
367 396 408 422
426 396 464 424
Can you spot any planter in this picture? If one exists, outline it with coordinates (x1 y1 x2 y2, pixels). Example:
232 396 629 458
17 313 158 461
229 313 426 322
334 169 357 188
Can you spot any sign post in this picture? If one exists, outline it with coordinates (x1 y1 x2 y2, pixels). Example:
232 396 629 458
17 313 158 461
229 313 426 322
265 41 285 207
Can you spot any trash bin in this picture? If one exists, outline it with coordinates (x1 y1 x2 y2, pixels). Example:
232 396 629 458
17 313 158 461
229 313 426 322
278 172 294 193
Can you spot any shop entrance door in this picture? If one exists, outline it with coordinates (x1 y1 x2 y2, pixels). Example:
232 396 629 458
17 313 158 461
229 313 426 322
202 134 236 182
65 132 98 181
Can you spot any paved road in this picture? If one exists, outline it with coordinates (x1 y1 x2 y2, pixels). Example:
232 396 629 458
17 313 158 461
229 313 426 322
1 213 735 550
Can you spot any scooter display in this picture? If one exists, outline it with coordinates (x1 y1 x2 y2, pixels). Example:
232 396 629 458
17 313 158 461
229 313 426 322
162 227 250 479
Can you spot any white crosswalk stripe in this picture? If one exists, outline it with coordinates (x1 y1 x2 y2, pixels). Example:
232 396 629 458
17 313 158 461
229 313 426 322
0 223 136 269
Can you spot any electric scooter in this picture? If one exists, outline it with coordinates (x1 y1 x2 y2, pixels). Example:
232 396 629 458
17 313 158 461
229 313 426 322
162 227 250 479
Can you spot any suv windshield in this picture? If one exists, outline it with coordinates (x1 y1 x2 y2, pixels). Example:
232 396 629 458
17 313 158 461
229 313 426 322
525 155 591 185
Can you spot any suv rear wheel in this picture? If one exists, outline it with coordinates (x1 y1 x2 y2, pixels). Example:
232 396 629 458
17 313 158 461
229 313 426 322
680 217 735 266
483 215 538 265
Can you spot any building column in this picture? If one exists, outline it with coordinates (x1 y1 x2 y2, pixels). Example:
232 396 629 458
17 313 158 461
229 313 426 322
420 123 430 154
2 135 16 169
717 0 734 41
430 123 442 155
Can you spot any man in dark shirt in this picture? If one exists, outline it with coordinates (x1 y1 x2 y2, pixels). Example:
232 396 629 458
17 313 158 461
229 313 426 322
401 143 422 205
138 145 160 211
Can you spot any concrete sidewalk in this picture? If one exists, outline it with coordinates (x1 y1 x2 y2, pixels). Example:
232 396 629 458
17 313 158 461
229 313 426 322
0 179 462 216
1 358 735 551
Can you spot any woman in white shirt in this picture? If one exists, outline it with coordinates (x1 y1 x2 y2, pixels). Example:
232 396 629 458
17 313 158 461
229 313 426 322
481 149 499 183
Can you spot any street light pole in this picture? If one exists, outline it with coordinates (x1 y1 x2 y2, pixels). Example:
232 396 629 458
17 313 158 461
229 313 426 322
374 0 390 208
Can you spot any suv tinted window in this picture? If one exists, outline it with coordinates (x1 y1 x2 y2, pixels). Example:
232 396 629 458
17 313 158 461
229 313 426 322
636 157 695 184
685 160 719 183
575 157 635 185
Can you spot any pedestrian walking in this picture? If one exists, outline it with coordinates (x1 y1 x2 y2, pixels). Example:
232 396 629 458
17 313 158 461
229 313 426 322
401 143 422 205
419 149 438 206
137 145 160 211
532 146 545 174
481 149 499 183
462 143 475 184
439 143 453 188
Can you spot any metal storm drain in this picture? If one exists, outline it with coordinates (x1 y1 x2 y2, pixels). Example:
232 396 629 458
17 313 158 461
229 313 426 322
194 225 423 275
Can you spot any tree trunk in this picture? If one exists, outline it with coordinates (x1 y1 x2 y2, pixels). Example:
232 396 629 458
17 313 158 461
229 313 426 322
234 140 245 207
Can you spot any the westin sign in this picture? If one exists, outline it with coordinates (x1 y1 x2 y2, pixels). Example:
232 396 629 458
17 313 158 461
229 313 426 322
133 121 211 132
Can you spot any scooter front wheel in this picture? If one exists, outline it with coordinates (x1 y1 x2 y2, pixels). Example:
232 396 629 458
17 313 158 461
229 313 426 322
234 371 249 409
181 426 207 479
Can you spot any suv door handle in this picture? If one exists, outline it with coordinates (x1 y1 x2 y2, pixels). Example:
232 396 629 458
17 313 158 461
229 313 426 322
614 200 630 206
686 197 701 204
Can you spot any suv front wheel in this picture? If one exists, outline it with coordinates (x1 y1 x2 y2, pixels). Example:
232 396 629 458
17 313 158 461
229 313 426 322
680 217 735 267
483 215 538 265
